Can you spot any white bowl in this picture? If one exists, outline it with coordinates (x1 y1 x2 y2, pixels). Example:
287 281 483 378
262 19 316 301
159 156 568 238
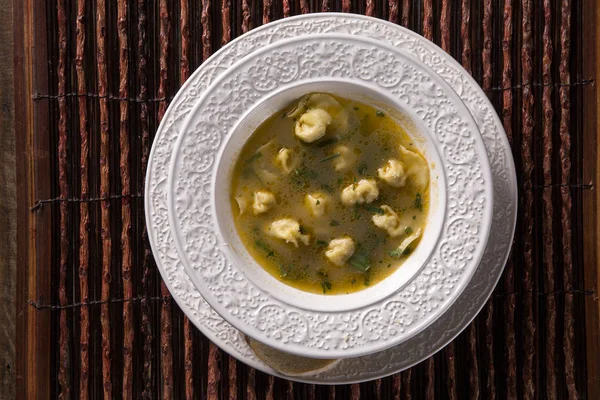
167 33 494 358
214 80 446 312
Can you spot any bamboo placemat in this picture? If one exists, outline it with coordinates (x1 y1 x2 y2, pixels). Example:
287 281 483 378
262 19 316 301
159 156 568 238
13 0 599 399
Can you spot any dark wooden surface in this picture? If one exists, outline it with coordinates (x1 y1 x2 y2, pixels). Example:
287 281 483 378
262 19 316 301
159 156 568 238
582 0 600 396
0 0 15 398
13 0 599 399
15 0 54 399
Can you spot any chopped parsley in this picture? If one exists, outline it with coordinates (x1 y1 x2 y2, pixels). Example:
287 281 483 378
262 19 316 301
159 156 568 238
315 199 320 205
376 110 385 117
364 271 372 286
321 280 333 293
319 152 341 163
362 204 384 214
389 249 402 258
279 263 292 278
405 226 413 235
255 240 272 254
414 193 423 211
255 240 275 259
329 220 340 226
357 163 368 175
389 247 413 259
349 245 370 272
291 167 318 186
245 152 262 164
317 270 333 293
315 239 328 247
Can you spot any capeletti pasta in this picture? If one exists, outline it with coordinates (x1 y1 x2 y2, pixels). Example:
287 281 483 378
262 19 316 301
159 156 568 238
230 93 430 294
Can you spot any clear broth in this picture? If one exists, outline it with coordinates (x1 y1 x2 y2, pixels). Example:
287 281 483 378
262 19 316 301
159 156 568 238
230 94 429 294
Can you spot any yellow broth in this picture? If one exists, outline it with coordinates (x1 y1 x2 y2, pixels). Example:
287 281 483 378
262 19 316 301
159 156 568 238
230 94 429 294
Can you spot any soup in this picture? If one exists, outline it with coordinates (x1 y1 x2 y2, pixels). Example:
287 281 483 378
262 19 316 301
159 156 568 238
230 93 430 295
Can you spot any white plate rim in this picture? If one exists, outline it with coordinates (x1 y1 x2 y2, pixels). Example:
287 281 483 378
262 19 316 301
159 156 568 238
145 13 517 384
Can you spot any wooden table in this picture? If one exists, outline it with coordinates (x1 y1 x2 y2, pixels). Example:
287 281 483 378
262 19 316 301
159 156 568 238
7 0 600 398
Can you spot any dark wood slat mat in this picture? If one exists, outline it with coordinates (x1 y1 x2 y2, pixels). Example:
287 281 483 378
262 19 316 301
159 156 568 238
14 0 599 399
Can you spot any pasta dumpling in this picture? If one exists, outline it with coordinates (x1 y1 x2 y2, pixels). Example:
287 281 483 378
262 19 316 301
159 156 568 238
325 236 355 266
295 109 332 143
255 139 275 154
378 159 407 187
267 218 310 247
396 228 422 254
235 194 249 215
288 94 351 143
253 190 277 214
332 145 356 171
308 93 343 110
329 108 352 134
285 93 343 118
309 94 352 135
371 205 417 239
371 205 404 237
341 179 379 205
304 193 328 217
398 145 429 190
275 147 299 174
254 169 278 186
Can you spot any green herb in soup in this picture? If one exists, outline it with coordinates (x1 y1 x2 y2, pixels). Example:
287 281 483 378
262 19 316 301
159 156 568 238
230 93 430 294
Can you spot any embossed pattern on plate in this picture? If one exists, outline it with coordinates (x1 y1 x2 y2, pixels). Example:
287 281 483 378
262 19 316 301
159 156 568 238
167 34 493 359
145 14 516 383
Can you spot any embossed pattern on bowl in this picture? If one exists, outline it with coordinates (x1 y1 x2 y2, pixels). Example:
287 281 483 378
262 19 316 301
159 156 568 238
166 33 495 359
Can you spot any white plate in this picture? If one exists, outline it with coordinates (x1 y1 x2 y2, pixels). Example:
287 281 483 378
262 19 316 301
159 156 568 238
167 33 494 359
145 13 517 383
